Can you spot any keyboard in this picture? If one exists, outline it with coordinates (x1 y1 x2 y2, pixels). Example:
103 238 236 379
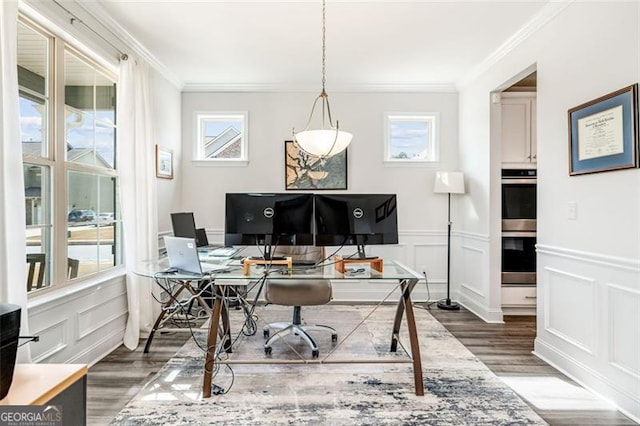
200 262 230 273
210 247 239 257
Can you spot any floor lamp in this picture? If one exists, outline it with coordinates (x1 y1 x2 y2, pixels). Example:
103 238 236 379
433 171 465 310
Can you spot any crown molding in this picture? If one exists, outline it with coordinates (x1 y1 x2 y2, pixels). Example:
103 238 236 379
182 82 458 93
75 1 184 90
456 0 573 89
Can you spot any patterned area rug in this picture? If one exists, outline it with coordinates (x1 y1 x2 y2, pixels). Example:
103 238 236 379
111 305 547 425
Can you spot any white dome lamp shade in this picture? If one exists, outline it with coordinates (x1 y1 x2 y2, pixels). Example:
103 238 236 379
294 96 353 157
295 129 352 157
292 0 352 159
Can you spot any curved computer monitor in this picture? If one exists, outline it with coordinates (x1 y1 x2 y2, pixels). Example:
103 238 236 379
224 193 314 257
314 193 398 259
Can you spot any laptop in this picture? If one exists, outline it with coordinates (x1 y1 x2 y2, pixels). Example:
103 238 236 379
164 236 228 275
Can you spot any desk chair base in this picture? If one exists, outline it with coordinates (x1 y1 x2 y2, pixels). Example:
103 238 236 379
263 306 337 358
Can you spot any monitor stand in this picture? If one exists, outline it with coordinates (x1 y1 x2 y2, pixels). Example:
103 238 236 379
355 243 378 260
247 240 286 261
334 255 383 274
242 257 292 275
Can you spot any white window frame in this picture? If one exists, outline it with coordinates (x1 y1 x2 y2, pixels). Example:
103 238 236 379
19 15 121 294
194 111 249 166
383 112 439 164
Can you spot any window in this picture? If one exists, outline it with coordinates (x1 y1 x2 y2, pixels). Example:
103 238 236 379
384 113 439 163
18 17 121 292
195 112 248 163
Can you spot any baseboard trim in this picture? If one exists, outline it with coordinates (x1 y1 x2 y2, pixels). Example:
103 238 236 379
534 338 640 424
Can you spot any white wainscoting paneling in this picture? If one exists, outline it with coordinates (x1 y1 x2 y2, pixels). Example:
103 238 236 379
535 244 640 423
29 319 68 362
28 273 128 366
455 232 501 323
544 267 596 355
606 283 640 378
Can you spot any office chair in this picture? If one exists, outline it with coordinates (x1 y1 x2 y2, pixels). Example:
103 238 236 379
263 246 337 358
68 258 80 279
27 255 80 291
26 253 46 291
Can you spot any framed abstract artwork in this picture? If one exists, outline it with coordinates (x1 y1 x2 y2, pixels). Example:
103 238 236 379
285 140 347 190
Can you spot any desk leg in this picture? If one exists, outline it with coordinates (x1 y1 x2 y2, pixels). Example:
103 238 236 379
402 279 424 396
144 281 190 354
390 279 408 352
203 289 223 398
390 278 424 396
221 301 232 353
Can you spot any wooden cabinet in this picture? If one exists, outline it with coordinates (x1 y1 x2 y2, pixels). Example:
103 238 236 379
501 93 537 167
0 364 87 425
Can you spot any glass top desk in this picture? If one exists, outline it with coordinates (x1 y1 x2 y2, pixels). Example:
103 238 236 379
136 257 425 398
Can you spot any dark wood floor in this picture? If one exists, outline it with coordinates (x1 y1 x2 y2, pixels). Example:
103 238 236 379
426 306 636 425
87 307 637 425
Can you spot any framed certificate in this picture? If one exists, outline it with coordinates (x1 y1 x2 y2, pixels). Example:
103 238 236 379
568 84 639 175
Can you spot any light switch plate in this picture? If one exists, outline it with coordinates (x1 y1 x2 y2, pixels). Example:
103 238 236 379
568 201 577 220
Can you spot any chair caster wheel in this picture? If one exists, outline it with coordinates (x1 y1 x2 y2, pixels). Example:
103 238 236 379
312 349 319 358
263 330 270 339
264 346 272 355
331 334 338 342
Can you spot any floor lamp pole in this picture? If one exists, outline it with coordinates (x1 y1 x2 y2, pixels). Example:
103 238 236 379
438 192 460 310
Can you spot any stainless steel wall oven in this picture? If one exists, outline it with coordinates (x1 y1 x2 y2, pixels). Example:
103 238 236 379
501 169 536 285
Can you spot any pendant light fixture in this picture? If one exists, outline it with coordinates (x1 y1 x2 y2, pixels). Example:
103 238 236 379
293 0 352 158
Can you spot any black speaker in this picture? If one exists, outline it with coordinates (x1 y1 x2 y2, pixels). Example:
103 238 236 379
0 304 21 400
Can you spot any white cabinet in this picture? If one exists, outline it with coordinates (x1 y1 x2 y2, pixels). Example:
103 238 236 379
501 93 537 167
501 285 536 315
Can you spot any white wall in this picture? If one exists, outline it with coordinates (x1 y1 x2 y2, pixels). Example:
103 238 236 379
176 91 461 301
458 2 640 421
154 74 182 233
178 91 459 233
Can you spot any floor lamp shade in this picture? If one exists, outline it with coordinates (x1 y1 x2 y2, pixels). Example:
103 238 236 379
433 171 465 310
433 171 465 195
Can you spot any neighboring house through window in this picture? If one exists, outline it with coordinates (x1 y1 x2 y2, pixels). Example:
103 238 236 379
195 112 248 163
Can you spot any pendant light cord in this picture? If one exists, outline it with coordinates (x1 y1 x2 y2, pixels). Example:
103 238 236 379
292 0 352 159
321 0 326 94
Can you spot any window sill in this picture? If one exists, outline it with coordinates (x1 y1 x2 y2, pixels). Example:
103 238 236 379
192 159 249 167
27 266 126 309
382 160 440 168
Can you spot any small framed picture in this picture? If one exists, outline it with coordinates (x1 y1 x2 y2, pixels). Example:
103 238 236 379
568 84 639 175
156 145 173 179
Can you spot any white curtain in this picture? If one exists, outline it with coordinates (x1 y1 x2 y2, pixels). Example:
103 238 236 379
117 56 159 350
0 0 30 361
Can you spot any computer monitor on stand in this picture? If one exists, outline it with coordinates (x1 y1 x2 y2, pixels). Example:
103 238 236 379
314 193 399 259
224 193 314 260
